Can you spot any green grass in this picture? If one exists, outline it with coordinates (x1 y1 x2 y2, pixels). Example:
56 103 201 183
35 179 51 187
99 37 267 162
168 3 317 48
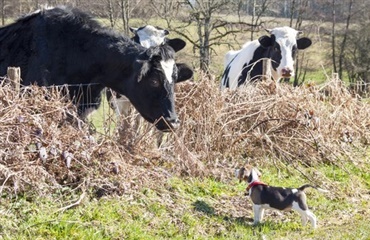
1 162 369 239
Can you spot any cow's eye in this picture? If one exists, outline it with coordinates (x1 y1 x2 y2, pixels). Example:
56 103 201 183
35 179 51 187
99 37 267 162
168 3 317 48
151 79 160 87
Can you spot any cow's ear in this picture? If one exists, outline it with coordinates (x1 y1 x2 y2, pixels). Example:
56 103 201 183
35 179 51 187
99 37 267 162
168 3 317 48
163 29 170 35
258 35 272 48
297 37 312 50
167 38 186 52
176 63 193 83
129 27 138 34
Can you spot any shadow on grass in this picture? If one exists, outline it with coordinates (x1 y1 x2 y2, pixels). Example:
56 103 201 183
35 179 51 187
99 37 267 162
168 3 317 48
192 200 215 215
192 200 254 226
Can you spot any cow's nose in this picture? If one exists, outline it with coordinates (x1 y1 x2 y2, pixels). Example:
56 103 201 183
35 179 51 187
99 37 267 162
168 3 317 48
169 118 181 129
281 68 293 77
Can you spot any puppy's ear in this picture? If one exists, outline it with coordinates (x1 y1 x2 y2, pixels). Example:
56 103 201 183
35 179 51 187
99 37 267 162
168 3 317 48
238 167 245 183
251 168 262 178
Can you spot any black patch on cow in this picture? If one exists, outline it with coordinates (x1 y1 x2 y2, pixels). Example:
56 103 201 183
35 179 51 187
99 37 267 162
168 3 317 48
237 35 282 86
0 6 192 131
221 65 231 88
131 34 141 45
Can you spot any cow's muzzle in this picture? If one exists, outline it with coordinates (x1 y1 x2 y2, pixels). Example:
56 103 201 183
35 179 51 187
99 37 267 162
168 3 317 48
155 117 181 132
281 68 293 78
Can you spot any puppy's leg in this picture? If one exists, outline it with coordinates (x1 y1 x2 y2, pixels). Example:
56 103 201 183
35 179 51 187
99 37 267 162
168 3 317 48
306 210 317 229
253 204 262 225
300 213 308 226
292 202 317 229
259 208 265 222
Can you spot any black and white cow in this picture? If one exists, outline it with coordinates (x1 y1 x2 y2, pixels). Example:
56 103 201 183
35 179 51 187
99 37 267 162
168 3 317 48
220 26 312 90
107 25 189 117
130 25 186 52
0 6 193 131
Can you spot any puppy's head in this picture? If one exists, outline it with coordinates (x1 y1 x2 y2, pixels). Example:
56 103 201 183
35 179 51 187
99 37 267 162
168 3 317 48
235 167 261 183
247 168 261 184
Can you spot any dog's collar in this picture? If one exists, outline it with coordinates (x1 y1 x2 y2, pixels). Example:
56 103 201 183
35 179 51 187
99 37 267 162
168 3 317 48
246 181 267 191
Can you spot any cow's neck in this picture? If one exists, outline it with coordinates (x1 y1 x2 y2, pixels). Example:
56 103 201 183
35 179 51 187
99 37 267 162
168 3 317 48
92 34 142 96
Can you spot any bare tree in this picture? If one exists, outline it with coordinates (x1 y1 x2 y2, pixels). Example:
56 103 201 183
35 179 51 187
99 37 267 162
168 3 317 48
1 0 4 25
288 0 311 86
249 0 269 41
337 0 353 80
106 0 115 28
118 0 130 35
331 0 337 73
151 0 254 74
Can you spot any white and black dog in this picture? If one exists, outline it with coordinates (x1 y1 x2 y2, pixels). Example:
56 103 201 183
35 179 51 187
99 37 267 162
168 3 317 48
235 167 328 228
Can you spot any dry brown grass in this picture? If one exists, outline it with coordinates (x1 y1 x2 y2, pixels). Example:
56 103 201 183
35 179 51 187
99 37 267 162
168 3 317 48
1 73 369 197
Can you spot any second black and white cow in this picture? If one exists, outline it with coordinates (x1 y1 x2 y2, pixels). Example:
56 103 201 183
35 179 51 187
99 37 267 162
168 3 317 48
0 7 193 131
130 25 186 52
221 26 312 90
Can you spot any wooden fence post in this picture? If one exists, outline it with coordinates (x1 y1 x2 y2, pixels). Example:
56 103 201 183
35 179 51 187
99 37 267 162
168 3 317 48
262 58 272 81
7 67 21 93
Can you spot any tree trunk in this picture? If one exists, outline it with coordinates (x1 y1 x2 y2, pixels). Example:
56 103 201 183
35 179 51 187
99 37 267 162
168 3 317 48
107 0 115 28
289 0 295 27
1 0 4 26
201 16 211 73
250 0 256 40
338 0 353 80
120 0 130 35
331 0 337 73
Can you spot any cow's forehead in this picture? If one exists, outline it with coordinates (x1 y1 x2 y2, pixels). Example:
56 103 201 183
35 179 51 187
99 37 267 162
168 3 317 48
138 25 166 37
271 27 299 46
160 59 175 84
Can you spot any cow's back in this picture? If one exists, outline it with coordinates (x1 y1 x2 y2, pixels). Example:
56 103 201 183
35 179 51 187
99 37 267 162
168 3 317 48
0 7 130 86
0 7 136 114
221 40 261 90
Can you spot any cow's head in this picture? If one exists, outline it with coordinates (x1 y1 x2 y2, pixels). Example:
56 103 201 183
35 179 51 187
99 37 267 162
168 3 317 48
125 44 193 132
258 26 312 79
130 25 186 52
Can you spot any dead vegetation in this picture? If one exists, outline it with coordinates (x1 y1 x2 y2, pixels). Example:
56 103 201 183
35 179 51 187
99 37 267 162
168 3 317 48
1 73 370 197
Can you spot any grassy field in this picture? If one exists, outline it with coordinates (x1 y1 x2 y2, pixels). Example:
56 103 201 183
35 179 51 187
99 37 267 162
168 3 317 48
1 162 369 239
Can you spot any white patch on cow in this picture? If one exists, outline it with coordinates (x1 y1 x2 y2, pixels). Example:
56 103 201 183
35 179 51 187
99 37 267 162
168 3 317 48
160 59 175 84
224 49 241 68
221 40 261 90
292 189 298 194
136 25 168 48
269 27 299 78
31 5 55 15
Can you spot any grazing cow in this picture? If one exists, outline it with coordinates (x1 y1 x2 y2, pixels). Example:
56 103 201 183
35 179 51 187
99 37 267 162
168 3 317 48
221 26 312 90
107 25 189 117
0 7 193 131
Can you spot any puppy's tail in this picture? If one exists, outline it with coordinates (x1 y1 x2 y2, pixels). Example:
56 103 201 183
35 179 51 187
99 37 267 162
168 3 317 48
297 184 329 193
